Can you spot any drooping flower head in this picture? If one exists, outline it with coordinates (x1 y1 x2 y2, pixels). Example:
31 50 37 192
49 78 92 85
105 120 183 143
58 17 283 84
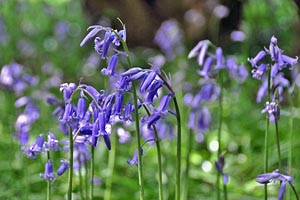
40 160 56 182
257 169 294 200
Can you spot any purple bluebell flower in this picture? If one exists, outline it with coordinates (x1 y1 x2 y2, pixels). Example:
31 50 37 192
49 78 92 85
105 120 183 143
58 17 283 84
76 97 86 120
101 54 118 76
215 155 229 185
215 47 224 70
60 103 73 124
251 64 268 80
282 54 298 69
139 71 157 93
40 160 56 182
80 24 126 59
112 29 126 46
80 26 107 47
188 40 209 66
122 102 133 124
57 159 69 176
154 19 184 59
45 132 60 151
117 128 131 143
113 92 124 116
145 79 163 105
198 57 213 78
257 169 294 200
127 148 143 166
248 50 267 68
23 134 44 159
197 107 211 134
121 67 143 77
198 82 220 103
60 83 76 102
261 98 280 123
145 94 172 128
0 63 38 95
15 98 40 145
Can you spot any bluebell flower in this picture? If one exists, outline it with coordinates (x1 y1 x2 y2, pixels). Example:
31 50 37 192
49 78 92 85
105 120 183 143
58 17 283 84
15 97 40 145
251 64 268 80
249 36 298 79
40 160 56 182
257 169 294 200
60 103 73 124
127 148 143 166
139 71 157 93
57 159 69 176
154 19 184 59
75 97 86 120
122 102 133 124
145 94 172 128
256 79 268 103
198 57 213 79
113 92 124 116
45 132 60 152
0 63 38 95
145 79 163 105
60 83 76 102
215 47 224 70
80 24 126 59
248 50 267 68
23 134 44 159
197 82 220 103
188 40 209 66
117 128 131 143
215 155 229 185
261 98 280 123
80 25 107 47
101 54 118 76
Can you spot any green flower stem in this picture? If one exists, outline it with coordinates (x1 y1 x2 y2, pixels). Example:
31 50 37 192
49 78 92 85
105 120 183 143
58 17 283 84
216 71 224 200
289 182 299 200
274 120 282 170
68 126 74 200
288 98 294 200
264 65 272 200
288 98 294 174
90 146 95 200
84 156 90 200
117 26 145 200
132 82 145 200
157 74 182 200
142 103 163 200
182 129 193 200
173 96 182 200
104 133 117 200
223 183 227 200
47 151 51 200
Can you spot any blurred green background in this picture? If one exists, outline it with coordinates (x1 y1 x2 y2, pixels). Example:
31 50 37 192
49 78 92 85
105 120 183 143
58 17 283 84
0 0 300 199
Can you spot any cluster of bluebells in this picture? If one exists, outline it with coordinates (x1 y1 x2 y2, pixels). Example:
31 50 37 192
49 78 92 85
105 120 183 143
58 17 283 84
186 40 248 142
0 63 40 145
0 62 38 95
23 133 69 182
256 169 294 200
248 36 298 122
48 22 176 167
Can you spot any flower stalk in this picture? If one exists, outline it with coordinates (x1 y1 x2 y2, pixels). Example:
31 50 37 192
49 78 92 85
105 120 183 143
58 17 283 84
68 126 74 200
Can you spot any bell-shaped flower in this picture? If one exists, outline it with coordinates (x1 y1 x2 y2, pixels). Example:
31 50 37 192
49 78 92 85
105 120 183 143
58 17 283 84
40 160 56 182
